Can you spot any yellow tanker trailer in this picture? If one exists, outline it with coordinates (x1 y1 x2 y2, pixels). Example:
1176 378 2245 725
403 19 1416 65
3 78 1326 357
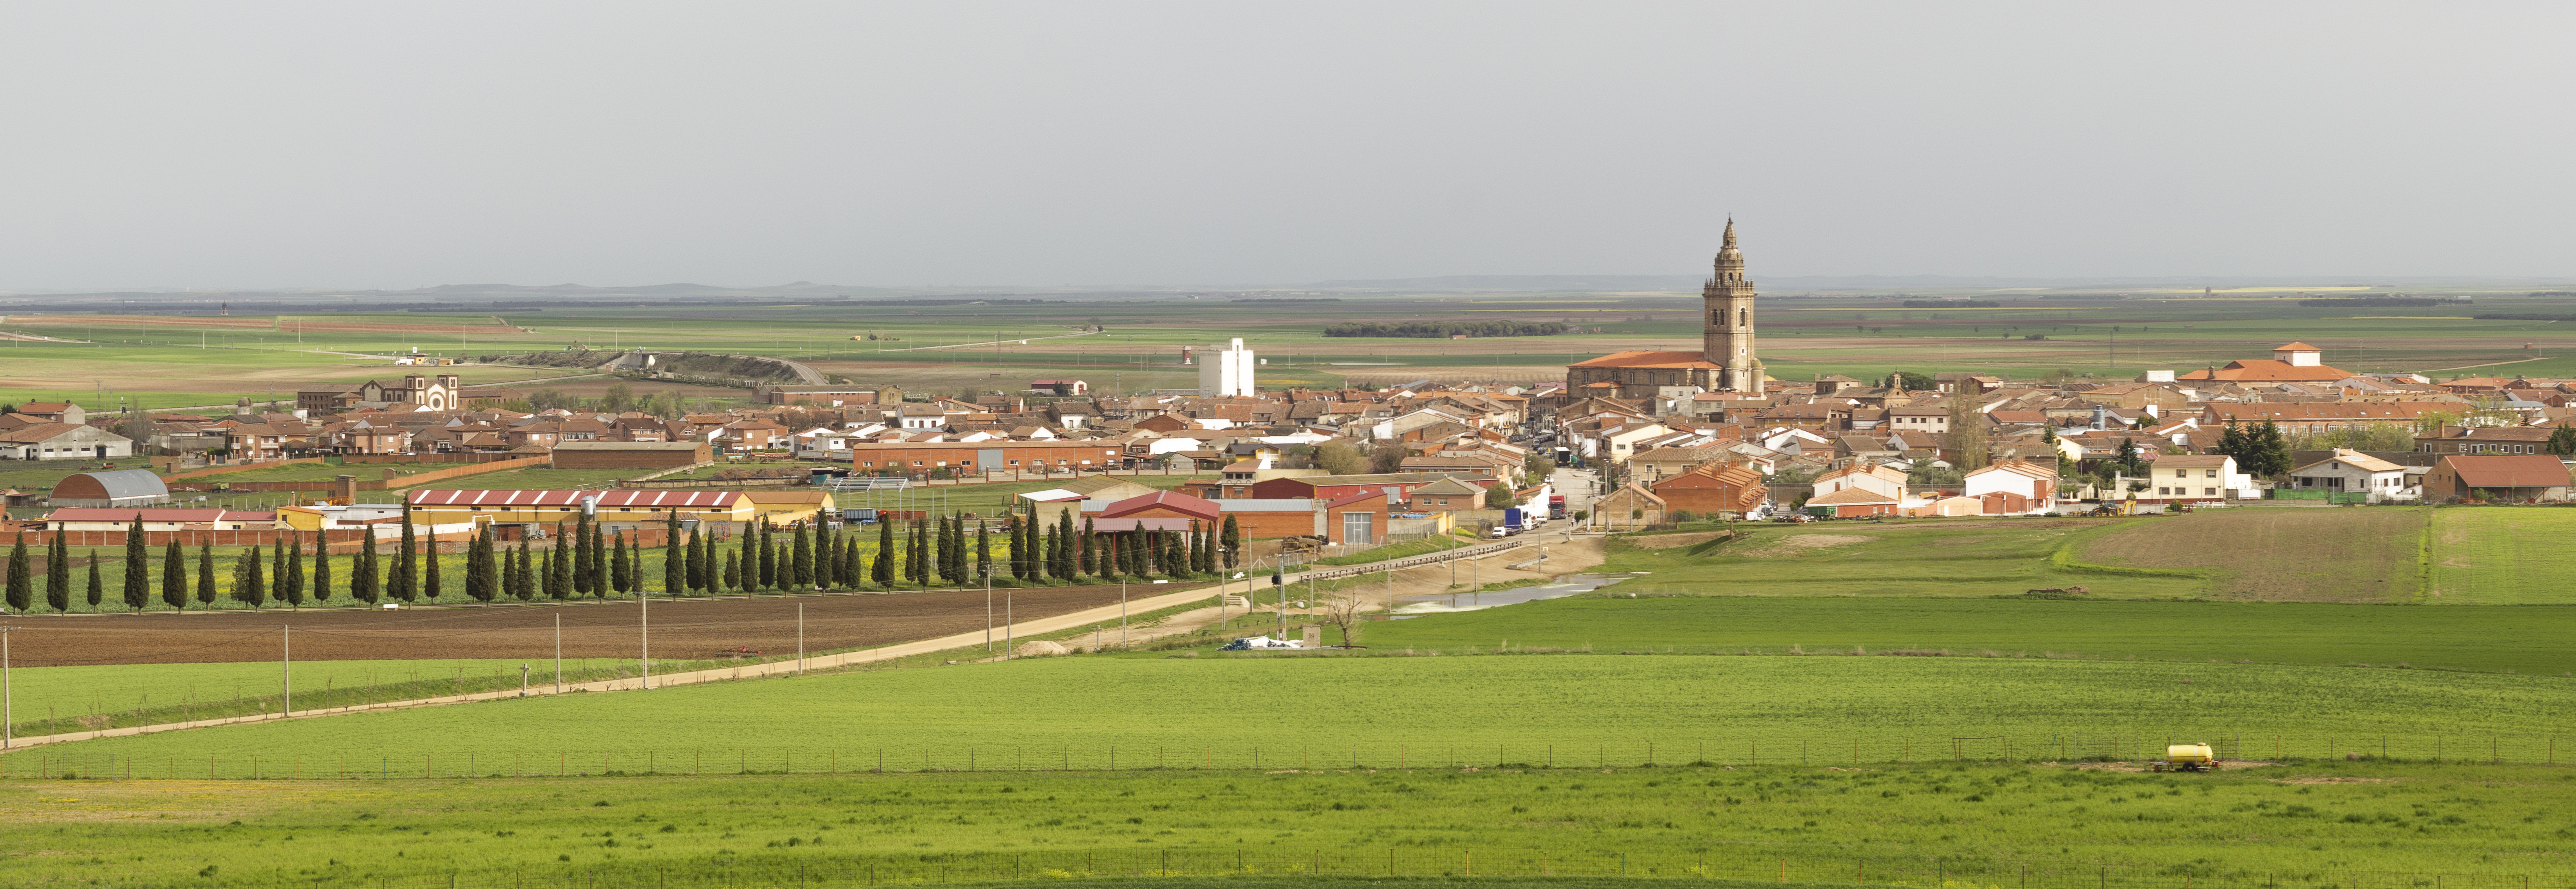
2153 742 2219 772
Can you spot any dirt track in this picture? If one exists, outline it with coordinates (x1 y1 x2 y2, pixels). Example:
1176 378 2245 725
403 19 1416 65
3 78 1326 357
6 585 1146 667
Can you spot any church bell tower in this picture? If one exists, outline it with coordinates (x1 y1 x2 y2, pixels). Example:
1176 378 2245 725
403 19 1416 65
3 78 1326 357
1702 219 1764 393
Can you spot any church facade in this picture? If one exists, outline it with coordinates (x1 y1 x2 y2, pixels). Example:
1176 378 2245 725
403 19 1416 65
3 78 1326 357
1566 220 1767 400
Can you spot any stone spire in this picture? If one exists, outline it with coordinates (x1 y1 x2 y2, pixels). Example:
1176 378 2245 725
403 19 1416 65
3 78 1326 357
1701 217 1762 395
1713 217 1745 281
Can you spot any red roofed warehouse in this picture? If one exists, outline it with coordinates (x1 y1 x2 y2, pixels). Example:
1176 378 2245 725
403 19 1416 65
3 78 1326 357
2423 455 2570 503
406 489 756 533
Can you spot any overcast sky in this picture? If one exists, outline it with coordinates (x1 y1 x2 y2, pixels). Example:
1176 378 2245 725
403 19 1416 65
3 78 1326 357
3 2 2570 291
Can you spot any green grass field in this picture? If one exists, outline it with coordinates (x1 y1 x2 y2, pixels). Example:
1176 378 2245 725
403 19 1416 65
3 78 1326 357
0 657 635 734
1362 597 2576 675
3 760 2571 889
1593 519 2206 599
2428 508 2576 604
2070 507 2428 601
12 655 2571 773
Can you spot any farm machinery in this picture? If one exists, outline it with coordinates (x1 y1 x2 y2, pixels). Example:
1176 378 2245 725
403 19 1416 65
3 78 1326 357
2151 742 2220 772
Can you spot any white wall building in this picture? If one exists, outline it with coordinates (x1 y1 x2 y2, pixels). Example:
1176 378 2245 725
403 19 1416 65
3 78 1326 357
1199 338 1257 397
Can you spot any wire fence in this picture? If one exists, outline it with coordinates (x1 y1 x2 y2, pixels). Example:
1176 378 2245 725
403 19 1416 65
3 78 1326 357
8 733 2568 780
134 845 2576 889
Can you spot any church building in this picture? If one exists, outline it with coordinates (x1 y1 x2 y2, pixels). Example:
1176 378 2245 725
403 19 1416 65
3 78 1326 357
1565 220 1767 400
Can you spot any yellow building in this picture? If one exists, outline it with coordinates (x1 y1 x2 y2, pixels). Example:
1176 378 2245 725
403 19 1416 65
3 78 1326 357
405 490 756 534
739 490 836 526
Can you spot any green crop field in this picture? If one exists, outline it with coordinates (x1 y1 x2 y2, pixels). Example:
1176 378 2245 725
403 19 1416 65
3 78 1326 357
14 291 2576 414
12 655 2572 774
1589 519 2206 599
2428 508 2576 604
1606 508 2576 605
1362 597 2576 675
0 657 639 733
2067 507 2428 601
2 760 2571 889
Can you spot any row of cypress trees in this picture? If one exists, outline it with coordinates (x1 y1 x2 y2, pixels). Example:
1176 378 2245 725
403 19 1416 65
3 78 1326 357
2 505 1228 612
1001 510 1234 583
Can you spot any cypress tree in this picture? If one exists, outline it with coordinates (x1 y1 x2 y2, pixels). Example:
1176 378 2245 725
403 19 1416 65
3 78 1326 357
84 552 103 611
557 525 574 596
680 527 700 592
814 521 835 588
915 519 932 586
353 530 380 605
46 532 70 612
599 531 617 594
420 528 443 601
789 521 810 588
1077 516 1094 578
466 524 495 603
948 516 966 583
720 549 739 591
392 520 417 602
698 527 716 591
238 545 266 608
739 523 759 591
516 534 537 600
842 536 859 587
124 515 148 610
4 532 28 613
975 521 991 581
1221 514 1241 569
872 519 894 586
540 539 558 600
917 515 938 585
663 511 684 595
196 542 216 607
283 533 306 609
312 533 333 603
589 519 610 596
271 539 287 604
1007 514 1023 578
602 532 619 595
1032 521 1052 581
572 511 593 595
162 538 188 611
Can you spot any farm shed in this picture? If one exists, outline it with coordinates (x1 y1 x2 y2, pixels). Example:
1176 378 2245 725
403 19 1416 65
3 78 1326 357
48 469 170 508
2424 455 2571 503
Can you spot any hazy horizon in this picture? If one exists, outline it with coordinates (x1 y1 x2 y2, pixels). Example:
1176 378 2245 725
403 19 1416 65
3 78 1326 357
4 2 2570 291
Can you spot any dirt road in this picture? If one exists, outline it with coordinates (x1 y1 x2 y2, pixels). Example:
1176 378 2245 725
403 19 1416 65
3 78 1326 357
4 585 1142 667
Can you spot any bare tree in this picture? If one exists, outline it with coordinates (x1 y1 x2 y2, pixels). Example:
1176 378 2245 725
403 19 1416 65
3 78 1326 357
1318 584 1375 648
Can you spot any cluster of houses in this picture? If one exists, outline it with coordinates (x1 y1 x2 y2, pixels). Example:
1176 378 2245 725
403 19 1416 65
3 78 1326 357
1556 343 2574 520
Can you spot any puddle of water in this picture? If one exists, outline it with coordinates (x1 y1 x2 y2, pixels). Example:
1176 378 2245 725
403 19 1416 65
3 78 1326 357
1389 573 1635 616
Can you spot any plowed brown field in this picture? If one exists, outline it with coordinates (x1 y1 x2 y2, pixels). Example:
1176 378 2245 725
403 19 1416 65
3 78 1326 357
9 585 1150 667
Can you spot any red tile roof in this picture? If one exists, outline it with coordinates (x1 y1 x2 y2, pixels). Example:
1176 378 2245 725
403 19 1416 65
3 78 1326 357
2441 455 2570 488
407 490 742 507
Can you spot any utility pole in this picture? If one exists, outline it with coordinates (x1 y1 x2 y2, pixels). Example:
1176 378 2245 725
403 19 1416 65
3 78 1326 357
1 626 17 749
797 602 805 676
555 613 562 693
640 584 651 690
281 625 291 717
